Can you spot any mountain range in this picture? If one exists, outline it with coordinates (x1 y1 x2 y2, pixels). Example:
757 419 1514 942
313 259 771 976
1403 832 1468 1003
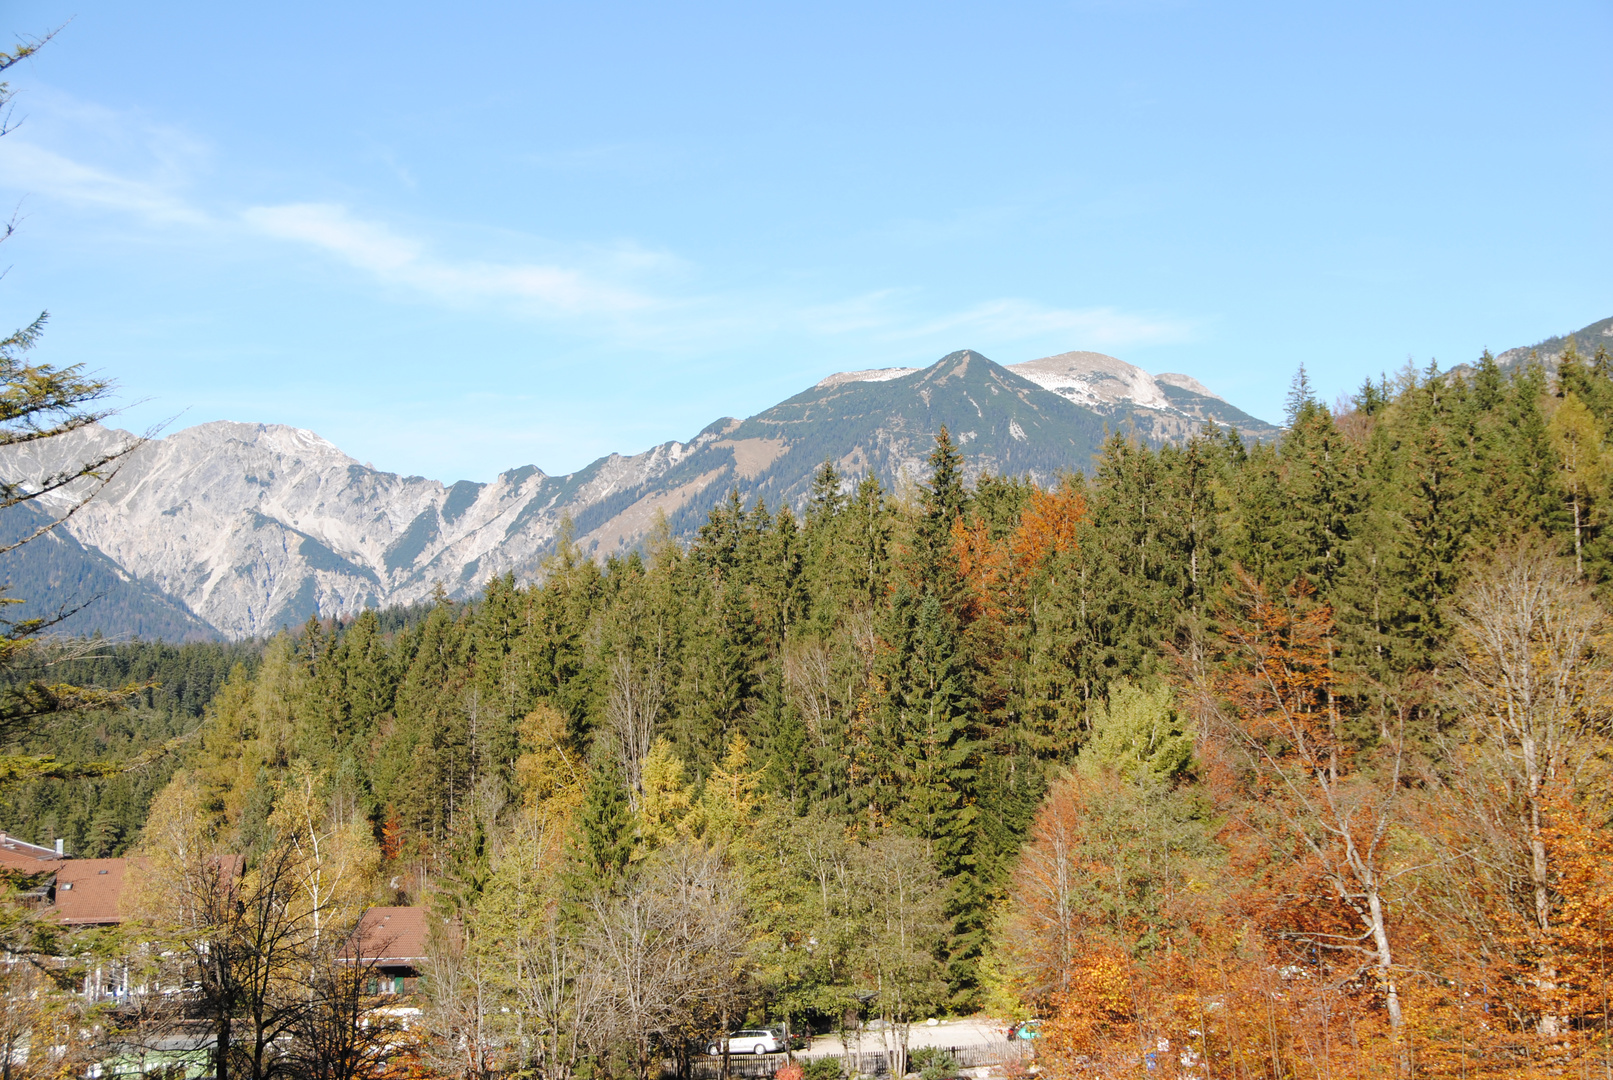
0 341 1356 640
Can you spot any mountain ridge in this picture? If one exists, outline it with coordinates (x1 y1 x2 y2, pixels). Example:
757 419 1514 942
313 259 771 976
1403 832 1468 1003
1495 315 1613 373
0 346 1274 639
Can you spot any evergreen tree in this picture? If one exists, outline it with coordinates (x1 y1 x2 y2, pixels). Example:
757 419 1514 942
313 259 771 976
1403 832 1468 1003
1284 363 1315 426
577 756 635 879
918 426 971 576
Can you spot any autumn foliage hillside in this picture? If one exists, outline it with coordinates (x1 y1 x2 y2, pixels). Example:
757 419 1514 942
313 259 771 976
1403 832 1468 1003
14 346 1613 1079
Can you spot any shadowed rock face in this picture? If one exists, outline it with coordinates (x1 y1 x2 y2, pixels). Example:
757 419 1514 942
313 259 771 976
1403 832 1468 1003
0 348 1277 640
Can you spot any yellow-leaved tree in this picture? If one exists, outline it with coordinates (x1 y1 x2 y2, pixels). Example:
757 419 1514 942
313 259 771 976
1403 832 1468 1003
637 737 693 851
1548 391 1608 579
129 766 384 1080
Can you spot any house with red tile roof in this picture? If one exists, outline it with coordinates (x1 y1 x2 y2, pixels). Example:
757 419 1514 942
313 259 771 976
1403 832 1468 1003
52 858 136 926
350 906 429 995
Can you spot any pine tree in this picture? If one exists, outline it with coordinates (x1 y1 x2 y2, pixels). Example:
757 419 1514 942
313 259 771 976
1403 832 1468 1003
1158 431 1230 670
1284 363 1315 427
577 757 635 880
1075 433 1176 692
918 426 971 577
1276 400 1361 599
843 474 892 610
1379 369 1475 670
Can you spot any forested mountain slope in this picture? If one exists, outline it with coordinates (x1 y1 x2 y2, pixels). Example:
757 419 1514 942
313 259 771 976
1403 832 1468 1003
0 638 260 855
638 349 1117 531
18 344 1613 1072
1496 314 1613 372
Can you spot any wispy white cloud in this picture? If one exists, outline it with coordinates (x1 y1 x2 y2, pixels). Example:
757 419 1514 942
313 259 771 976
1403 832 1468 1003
0 140 212 225
241 203 655 315
0 119 1189 354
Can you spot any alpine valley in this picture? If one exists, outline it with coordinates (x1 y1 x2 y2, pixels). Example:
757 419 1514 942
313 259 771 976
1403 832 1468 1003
1 348 1281 640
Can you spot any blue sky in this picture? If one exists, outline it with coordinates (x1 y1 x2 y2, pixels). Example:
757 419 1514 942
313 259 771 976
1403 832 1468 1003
0 1 1607 482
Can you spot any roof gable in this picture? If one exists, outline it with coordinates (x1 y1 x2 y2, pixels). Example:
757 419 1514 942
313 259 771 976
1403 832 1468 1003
352 906 428 964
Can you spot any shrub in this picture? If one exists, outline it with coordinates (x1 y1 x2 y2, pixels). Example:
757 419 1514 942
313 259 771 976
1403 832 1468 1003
907 1047 960 1080
802 1056 844 1080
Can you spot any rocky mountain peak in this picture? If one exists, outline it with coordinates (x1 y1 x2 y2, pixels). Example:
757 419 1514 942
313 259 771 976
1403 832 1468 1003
1007 350 1172 411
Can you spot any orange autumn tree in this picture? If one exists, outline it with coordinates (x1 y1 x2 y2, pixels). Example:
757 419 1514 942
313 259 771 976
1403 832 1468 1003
995 677 1215 1076
953 476 1085 623
952 475 1088 760
1186 570 1416 1074
1541 791 1613 1061
1408 543 1613 1074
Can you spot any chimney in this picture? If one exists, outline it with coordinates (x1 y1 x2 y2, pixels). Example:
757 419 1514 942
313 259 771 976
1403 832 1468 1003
54 839 63 856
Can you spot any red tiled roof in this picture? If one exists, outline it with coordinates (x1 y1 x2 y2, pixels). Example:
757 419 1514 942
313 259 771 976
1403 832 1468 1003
352 906 428 964
49 853 240 927
54 858 130 925
0 849 61 872
0 832 62 871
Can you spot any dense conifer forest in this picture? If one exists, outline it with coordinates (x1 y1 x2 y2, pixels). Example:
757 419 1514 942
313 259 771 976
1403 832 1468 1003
0 639 259 853
13 345 1613 1077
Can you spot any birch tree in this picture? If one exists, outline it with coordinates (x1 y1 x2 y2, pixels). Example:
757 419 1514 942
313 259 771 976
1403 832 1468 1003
1188 573 1415 1070
850 833 947 1079
1443 542 1613 1036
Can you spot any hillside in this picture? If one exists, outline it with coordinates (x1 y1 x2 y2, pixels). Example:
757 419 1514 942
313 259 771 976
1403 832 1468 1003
24 317 1608 643
64 347 1612 1074
0 503 221 641
638 349 1118 536
1495 315 1613 372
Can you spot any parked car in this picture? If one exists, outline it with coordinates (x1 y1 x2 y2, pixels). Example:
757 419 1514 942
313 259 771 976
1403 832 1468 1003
768 1025 811 1051
1007 1019 1042 1041
706 1030 782 1056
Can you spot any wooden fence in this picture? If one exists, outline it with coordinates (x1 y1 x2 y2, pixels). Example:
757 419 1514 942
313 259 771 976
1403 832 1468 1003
676 1038 1032 1080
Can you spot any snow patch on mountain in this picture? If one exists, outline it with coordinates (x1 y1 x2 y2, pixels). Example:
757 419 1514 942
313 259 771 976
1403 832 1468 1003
1007 351 1172 411
815 367 922 388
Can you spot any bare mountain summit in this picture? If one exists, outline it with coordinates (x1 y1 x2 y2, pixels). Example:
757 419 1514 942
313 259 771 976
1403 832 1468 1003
1003 351 1279 444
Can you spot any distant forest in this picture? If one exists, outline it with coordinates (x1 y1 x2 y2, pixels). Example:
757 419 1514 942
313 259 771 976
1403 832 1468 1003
13 343 1613 1075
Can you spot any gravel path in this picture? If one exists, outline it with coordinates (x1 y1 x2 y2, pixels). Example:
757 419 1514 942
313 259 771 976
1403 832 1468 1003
798 1018 1010 1058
